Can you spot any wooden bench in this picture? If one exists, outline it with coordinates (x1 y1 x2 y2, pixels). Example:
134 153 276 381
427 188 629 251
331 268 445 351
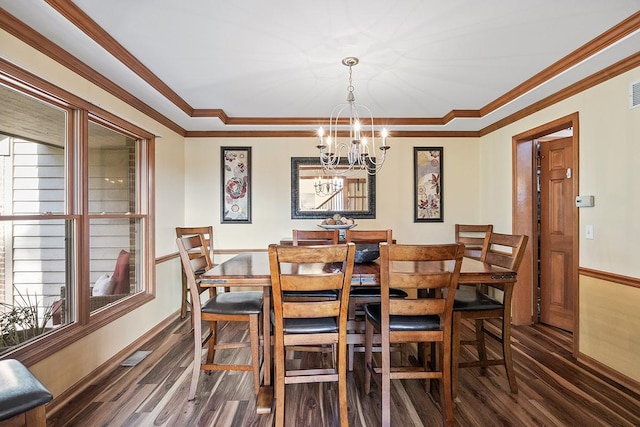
0 359 52 427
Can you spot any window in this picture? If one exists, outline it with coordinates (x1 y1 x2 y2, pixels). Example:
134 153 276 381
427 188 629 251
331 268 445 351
87 122 144 315
0 67 154 361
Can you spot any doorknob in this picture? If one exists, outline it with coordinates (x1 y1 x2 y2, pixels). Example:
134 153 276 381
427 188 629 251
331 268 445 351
566 168 572 178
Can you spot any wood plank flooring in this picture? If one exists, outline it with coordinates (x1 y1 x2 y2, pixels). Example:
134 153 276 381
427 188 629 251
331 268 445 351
47 318 640 426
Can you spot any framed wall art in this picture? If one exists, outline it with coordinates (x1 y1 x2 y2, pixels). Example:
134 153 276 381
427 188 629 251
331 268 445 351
221 146 251 223
414 147 443 222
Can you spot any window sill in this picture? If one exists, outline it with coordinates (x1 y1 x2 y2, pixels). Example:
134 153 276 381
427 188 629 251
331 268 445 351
0 292 154 366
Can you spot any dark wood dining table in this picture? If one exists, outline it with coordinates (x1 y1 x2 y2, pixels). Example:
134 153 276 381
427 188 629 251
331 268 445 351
199 250 517 414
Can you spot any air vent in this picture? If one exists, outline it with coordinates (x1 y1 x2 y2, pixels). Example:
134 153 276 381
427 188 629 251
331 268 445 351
631 80 640 109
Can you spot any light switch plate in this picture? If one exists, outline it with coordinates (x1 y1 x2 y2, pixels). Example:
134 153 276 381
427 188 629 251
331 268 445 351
586 225 594 240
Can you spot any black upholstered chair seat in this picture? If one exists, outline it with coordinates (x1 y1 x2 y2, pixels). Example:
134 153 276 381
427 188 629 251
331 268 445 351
283 290 338 299
202 291 263 315
363 303 441 332
453 286 503 311
286 317 338 334
0 359 52 421
270 310 339 334
350 286 407 298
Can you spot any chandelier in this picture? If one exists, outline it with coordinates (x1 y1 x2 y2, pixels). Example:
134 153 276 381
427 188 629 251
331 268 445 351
314 176 344 196
317 57 389 176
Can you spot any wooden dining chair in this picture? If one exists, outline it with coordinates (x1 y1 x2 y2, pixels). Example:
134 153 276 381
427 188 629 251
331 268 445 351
451 232 528 399
176 234 263 399
268 243 356 427
363 242 464 427
344 229 407 371
454 224 493 260
176 226 229 320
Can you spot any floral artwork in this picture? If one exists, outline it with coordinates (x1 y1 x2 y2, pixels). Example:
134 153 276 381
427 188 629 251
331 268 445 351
221 147 251 223
414 147 443 222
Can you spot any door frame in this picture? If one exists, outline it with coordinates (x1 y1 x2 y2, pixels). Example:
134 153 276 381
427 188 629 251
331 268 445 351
512 112 579 356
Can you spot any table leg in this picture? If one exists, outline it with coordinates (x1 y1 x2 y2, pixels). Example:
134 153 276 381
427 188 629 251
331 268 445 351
256 287 273 414
262 287 271 386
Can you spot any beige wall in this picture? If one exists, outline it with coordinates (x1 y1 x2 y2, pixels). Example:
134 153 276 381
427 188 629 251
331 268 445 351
183 137 481 248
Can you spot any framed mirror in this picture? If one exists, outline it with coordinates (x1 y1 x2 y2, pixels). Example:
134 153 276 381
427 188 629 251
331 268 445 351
291 157 376 219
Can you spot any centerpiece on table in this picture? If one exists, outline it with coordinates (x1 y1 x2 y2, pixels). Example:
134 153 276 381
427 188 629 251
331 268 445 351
318 215 379 263
318 214 357 240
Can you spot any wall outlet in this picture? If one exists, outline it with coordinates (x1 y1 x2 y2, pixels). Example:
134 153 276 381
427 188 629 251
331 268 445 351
586 224 594 240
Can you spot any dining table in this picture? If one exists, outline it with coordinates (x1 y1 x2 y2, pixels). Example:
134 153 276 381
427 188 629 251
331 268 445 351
199 249 517 415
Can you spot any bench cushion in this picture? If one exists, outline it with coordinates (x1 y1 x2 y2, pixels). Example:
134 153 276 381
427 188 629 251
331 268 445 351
0 359 52 421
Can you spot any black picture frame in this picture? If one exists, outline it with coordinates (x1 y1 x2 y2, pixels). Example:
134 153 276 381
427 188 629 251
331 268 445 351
414 147 443 222
221 147 251 223
290 157 376 219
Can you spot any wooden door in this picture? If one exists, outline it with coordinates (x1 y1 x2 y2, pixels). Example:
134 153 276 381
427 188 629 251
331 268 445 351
539 137 575 331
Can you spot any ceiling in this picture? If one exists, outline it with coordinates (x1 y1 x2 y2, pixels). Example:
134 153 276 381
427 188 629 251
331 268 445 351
1 0 639 136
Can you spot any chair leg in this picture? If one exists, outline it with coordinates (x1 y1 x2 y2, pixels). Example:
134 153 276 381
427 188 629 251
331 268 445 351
347 299 359 372
348 342 355 371
338 340 349 426
249 314 261 395
274 336 286 427
441 337 454 427
425 342 434 394
188 313 203 400
206 321 217 367
363 319 374 394
502 315 518 394
381 332 391 427
475 319 488 373
451 311 462 399
180 276 188 319
24 405 46 427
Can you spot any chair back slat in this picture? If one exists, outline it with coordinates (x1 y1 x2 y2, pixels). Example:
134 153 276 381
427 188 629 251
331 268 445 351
389 298 446 315
276 244 346 263
281 273 346 291
283 300 342 318
387 268 456 290
345 229 392 244
292 229 339 245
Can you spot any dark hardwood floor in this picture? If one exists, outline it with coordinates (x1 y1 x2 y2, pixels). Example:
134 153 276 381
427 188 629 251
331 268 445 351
47 317 640 426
